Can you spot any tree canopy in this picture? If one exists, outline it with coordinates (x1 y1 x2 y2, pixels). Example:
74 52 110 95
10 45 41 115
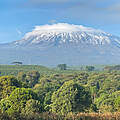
51 80 92 115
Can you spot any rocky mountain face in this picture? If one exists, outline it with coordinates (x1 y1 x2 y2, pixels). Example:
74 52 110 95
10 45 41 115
1 23 120 66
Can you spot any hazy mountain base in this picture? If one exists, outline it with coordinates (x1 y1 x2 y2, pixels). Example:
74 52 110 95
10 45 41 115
0 44 120 66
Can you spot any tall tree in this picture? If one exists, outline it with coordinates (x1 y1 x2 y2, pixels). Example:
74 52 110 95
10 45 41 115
57 64 67 70
50 80 92 115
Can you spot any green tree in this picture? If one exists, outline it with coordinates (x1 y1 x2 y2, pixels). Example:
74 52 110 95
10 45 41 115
57 64 67 70
50 80 92 115
0 88 39 116
33 76 60 111
11 62 23 65
21 99 43 119
0 76 21 99
85 66 95 71
17 71 40 88
114 96 120 111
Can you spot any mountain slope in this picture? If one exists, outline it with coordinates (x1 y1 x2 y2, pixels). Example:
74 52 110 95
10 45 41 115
11 23 120 48
1 23 120 65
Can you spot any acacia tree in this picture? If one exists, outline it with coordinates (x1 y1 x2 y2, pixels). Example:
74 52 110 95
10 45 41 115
11 62 23 65
85 66 95 71
57 64 67 70
50 80 92 115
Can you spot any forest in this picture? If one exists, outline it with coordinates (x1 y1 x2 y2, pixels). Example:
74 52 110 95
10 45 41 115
0 65 120 120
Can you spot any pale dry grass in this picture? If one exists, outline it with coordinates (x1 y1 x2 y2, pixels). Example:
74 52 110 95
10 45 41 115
65 112 120 120
36 112 120 120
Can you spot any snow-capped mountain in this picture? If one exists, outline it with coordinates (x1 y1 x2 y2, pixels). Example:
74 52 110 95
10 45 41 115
11 23 120 48
1 23 120 65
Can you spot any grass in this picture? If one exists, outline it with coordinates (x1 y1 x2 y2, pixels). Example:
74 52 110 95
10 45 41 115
38 112 120 120
0 65 54 76
0 65 82 76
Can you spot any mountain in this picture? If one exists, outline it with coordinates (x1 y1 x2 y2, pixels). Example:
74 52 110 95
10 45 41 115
10 23 120 48
1 23 120 66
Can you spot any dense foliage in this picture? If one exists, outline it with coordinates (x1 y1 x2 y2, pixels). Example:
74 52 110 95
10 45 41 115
0 65 120 119
51 80 92 115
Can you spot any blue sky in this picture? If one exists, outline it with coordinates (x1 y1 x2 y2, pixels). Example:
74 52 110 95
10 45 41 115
1 0 120 43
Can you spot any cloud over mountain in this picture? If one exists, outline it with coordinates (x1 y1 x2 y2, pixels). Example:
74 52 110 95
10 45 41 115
33 23 102 32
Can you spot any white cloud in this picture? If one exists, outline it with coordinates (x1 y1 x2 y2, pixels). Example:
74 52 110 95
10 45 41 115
33 23 103 33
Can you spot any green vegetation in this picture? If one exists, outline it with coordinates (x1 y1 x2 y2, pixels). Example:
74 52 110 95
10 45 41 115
17 71 40 88
50 80 92 115
57 64 67 70
0 65 54 76
104 65 120 71
85 66 95 71
0 64 120 119
11 62 23 65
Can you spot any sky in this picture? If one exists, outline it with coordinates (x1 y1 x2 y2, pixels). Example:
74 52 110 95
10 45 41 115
1 0 120 43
